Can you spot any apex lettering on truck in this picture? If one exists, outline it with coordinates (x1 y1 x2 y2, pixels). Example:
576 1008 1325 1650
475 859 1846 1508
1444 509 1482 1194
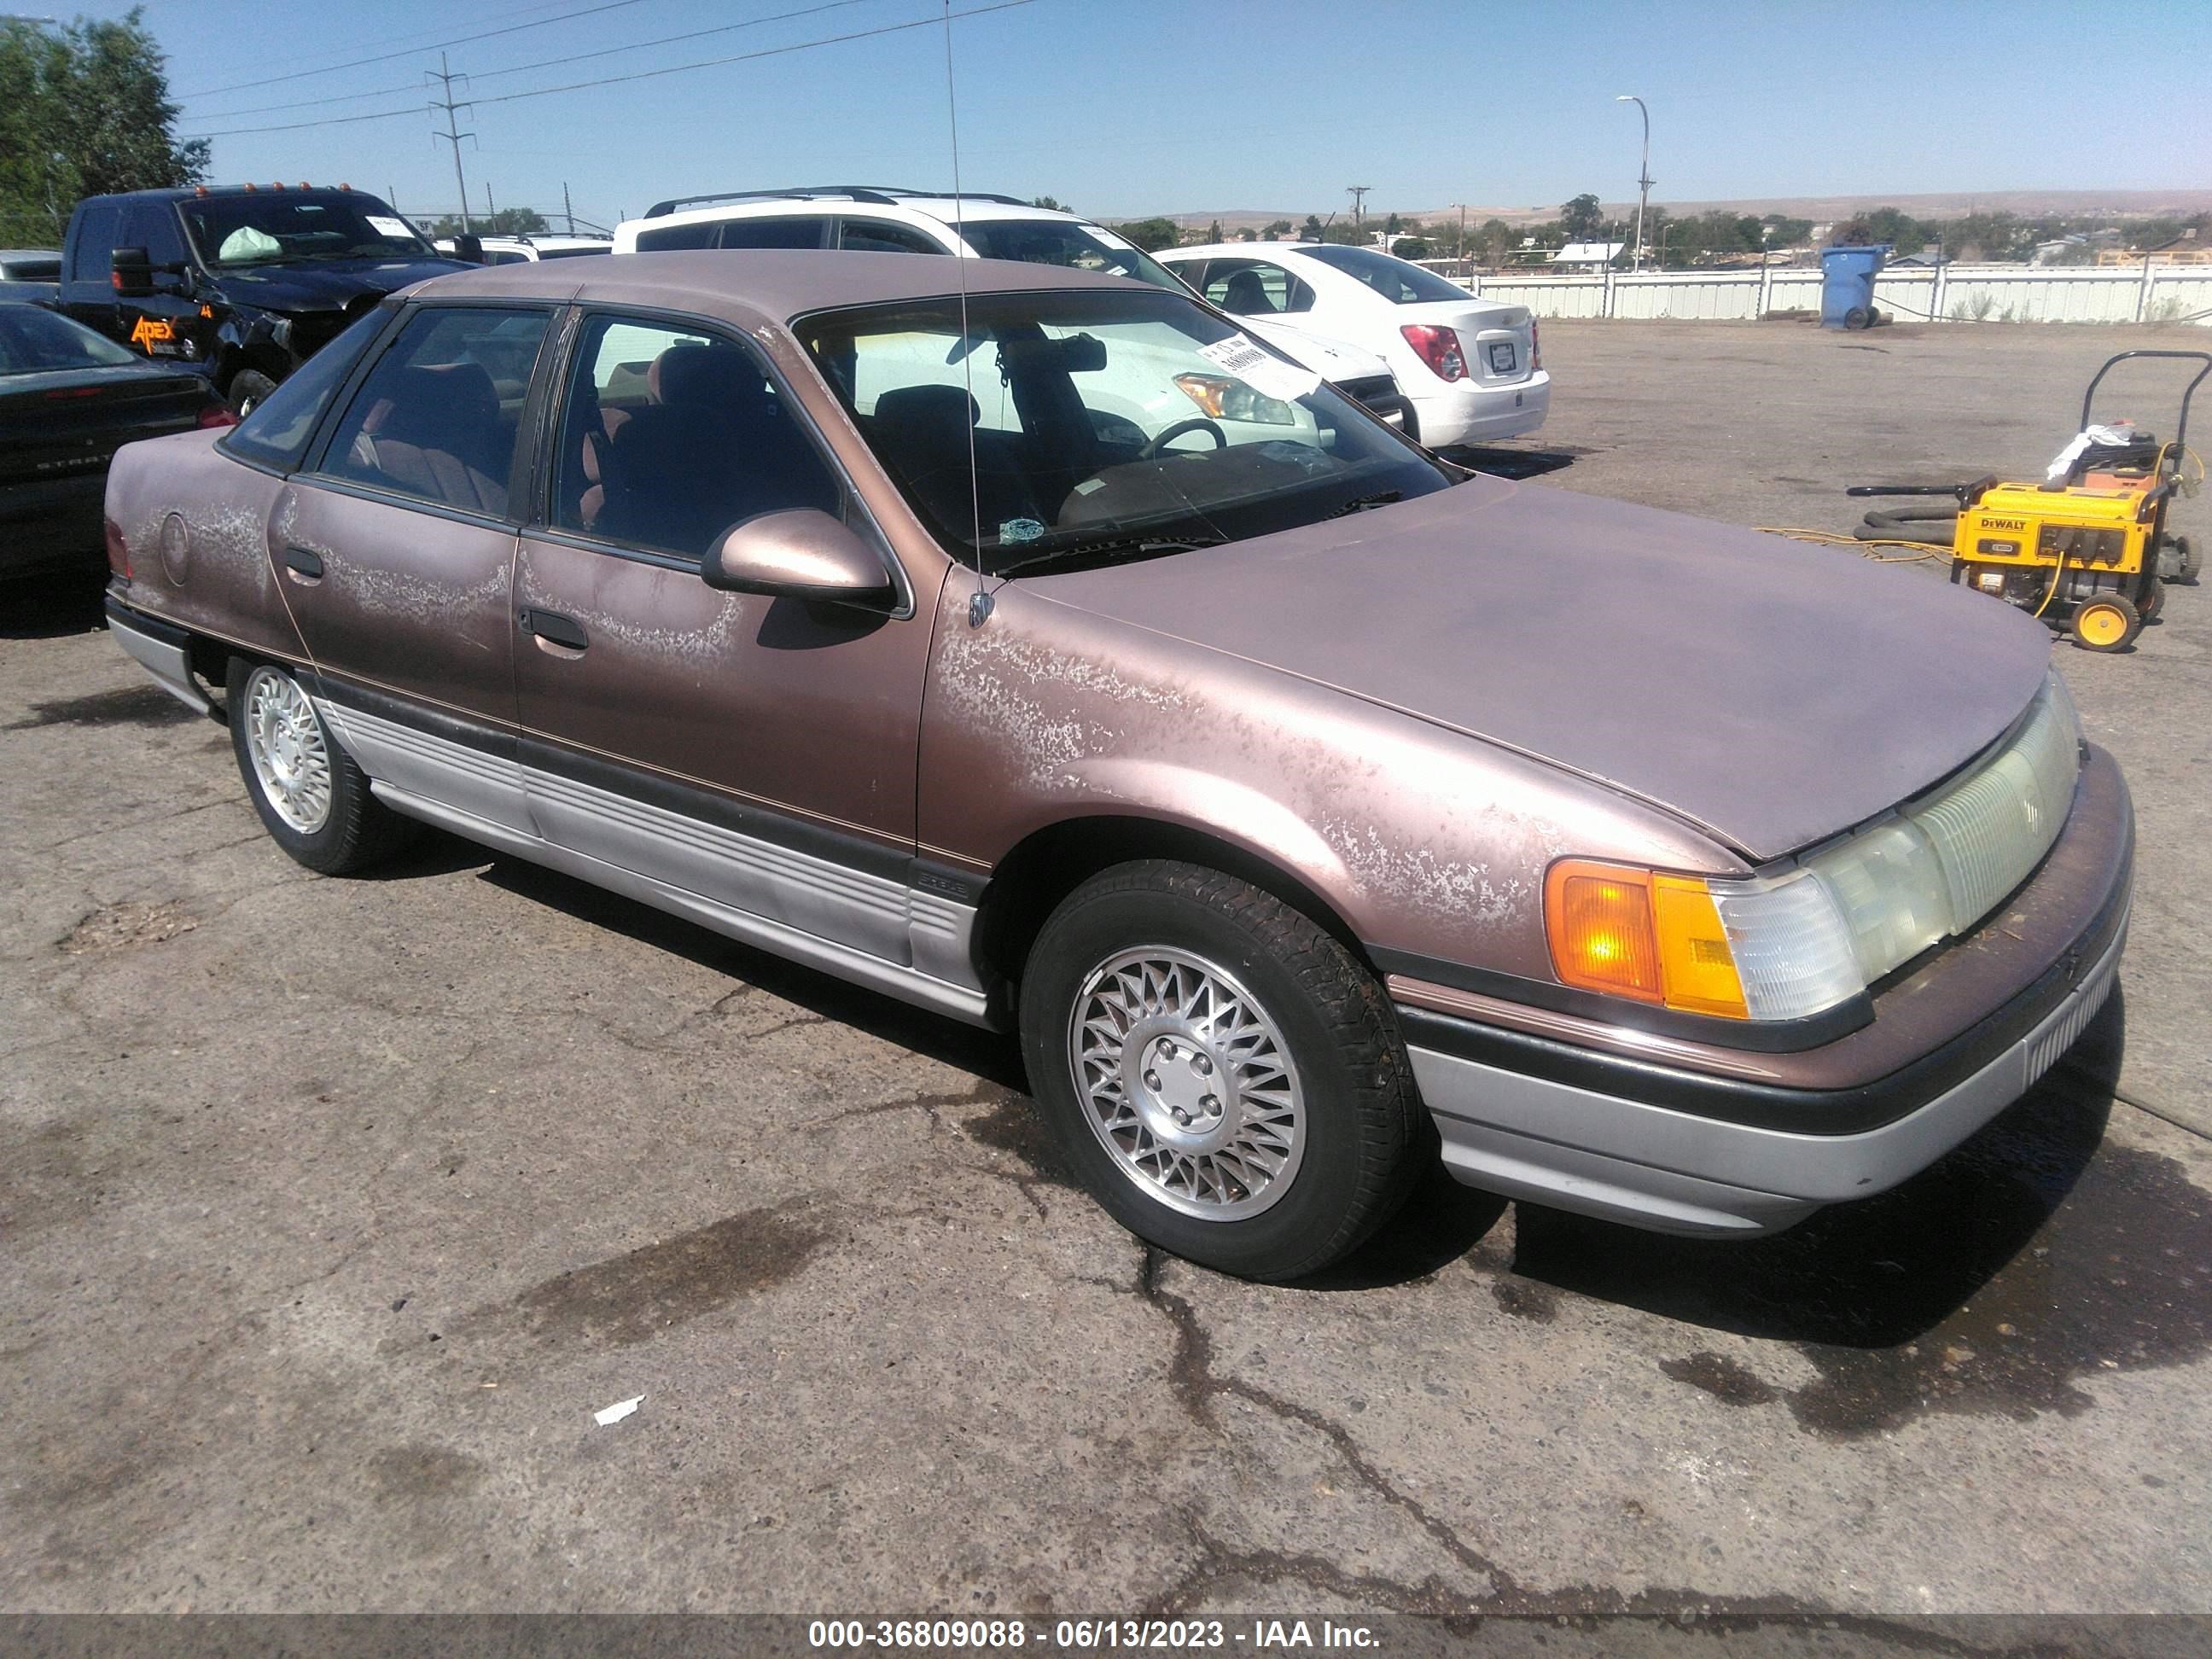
59 183 468 415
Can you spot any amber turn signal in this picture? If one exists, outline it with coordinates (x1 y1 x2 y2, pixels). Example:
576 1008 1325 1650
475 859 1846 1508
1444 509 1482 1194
1545 860 1750 1019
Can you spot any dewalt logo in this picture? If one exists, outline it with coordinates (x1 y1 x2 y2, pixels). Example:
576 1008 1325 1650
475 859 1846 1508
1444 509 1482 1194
1979 516 2029 532
129 317 175 350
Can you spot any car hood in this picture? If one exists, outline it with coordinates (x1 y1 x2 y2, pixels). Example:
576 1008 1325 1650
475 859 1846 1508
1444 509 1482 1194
1019 476 2055 861
1240 317 1391 380
213 256 469 314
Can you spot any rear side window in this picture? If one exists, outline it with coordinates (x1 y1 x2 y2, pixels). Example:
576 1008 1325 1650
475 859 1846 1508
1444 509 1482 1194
317 306 551 517
70 202 121 282
1202 260 1313 316
840 219 944 256
715 217 828 250
1300 245 1469 304
218 307 392 472
633 221 716 252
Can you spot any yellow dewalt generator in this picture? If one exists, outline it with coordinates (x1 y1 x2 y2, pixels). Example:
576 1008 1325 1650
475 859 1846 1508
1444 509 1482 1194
1849 350 2206 652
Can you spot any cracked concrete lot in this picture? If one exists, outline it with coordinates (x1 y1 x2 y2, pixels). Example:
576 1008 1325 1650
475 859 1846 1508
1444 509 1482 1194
3 319 2209 1621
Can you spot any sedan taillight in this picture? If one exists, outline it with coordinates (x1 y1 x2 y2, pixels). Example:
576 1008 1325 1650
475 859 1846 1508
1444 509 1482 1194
197 402 241 429
105 516 131 580
1400 323 1467 383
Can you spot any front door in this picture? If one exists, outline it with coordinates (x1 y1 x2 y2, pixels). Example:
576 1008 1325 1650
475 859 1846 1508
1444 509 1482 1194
275 302 556 833
512 310 949 981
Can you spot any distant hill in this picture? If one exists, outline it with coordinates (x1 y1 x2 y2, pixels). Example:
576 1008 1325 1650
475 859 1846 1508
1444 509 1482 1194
1124 189 2212 231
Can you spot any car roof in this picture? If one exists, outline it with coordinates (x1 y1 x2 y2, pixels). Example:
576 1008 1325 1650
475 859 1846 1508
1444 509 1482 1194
632 194 1086 234
410 247 1159 321
0 248 62 259
1159 242 1324 259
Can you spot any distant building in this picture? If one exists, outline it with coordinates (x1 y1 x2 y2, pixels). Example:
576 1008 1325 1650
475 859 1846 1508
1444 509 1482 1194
1550 241 1624 268
2094 245 2212 266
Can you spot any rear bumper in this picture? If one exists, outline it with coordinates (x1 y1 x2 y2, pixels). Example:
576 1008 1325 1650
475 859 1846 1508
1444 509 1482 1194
1400 752 2133 1236
105 597 212 716
0 474 108 573
1412 370 1551 447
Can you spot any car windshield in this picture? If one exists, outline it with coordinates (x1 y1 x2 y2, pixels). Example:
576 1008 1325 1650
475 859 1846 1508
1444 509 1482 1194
1299 245 1471 304
180 193 433 266
958 220 1190 294
801 288 1454 576
0 305 138 373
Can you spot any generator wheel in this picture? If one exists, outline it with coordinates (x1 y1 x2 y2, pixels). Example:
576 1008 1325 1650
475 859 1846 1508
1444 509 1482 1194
2172 534 2201 585
1844 306 1871 331
2071 595 2140 652
2139 579 2166 623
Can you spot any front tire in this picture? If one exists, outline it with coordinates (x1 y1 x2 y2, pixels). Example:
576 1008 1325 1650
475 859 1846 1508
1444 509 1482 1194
227 658 410 874
1018 860 1426 1281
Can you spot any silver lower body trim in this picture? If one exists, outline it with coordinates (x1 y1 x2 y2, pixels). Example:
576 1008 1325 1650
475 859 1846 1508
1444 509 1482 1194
108 614 211 718
371 783 993 1027
1407 899 2128 1237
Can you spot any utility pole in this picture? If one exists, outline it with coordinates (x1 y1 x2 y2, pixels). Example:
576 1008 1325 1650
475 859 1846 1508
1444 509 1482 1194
1615 95 1652 272
1347 185 1370 230
428 53 474 234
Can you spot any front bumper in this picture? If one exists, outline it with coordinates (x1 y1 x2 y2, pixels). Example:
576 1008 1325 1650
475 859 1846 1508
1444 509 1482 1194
1412 370 1551 447
1400 747 2133 1236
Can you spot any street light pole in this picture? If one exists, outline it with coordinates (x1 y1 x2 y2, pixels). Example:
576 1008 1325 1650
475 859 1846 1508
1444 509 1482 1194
1615 94 1652 273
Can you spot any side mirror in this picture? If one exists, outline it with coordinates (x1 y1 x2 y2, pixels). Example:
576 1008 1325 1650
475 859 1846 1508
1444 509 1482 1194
452 235 484 265
701 510 897 611
110 247 154 298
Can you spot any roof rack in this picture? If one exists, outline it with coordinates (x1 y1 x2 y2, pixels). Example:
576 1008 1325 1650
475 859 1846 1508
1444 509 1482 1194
642 185 1036 218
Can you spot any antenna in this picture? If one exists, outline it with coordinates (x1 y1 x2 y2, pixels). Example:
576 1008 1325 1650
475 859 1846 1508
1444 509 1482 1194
941 2 990 627
428 54 475 235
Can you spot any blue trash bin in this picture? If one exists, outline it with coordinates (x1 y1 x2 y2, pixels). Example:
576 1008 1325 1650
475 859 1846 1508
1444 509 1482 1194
1821 244 1891 329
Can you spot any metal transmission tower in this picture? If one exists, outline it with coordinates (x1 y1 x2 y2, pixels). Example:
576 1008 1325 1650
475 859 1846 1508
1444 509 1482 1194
1347 185 1371 229
428 54 475 234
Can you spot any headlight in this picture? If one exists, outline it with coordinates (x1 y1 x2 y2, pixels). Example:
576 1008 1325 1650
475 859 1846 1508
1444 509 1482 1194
1545 673 2082 1023
1172 372 1295 425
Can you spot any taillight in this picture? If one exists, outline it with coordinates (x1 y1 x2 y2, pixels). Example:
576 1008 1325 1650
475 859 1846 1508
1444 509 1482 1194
1530 317 1541 371
197 402 240 429
104 516 131 580
1400 323 1467 383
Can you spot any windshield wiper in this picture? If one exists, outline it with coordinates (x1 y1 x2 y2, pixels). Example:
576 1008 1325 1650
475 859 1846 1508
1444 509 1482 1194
1326 490 1402 518
994 531 1226 578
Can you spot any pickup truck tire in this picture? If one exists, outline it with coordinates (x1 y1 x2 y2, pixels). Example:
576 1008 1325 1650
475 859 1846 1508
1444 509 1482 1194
226 657 411 874
229 370 278 418
1019 859 1425 1282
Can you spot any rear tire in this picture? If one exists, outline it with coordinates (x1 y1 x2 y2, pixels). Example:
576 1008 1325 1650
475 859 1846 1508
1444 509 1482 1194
228 370 278 418
2170 534 2201 585
1018 860 1427 1282
226 657 410 874
2139 579 2166 623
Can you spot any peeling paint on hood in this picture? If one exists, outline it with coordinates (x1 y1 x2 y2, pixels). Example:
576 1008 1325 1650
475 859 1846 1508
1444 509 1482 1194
1017 478 2056 861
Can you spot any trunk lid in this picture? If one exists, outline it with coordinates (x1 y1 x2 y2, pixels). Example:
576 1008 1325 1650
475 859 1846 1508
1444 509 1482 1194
1020 478 2053 861
1392 297 1534 386
0 364 212 488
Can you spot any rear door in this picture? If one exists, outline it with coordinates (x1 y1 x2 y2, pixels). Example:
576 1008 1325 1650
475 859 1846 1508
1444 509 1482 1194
272 302 557 833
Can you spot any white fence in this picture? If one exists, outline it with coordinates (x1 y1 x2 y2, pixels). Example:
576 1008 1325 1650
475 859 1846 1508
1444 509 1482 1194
1460 264 2212 326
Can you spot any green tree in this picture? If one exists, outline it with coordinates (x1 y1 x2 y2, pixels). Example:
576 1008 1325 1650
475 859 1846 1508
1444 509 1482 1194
1472 217 1514 264
1299 213 1324 241
1 9 206 245
1109 217 1180 253
1559 192 1604 240
1262 218 1292 239
1030 195 1069 212
1384 212 1401 236
1391 236 1430 259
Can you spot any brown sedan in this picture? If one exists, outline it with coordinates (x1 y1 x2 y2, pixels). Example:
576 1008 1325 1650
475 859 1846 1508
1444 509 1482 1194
100 253 2131 1281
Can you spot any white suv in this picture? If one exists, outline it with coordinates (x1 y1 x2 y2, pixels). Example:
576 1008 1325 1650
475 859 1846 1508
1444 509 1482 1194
611 189 1411 427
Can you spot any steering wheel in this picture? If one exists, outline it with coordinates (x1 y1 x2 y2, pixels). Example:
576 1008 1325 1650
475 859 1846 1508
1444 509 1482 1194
1140 418 1228 460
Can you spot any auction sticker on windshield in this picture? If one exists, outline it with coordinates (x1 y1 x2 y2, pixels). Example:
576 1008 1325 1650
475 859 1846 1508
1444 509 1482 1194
1196 335 1320 404
365 216 414 239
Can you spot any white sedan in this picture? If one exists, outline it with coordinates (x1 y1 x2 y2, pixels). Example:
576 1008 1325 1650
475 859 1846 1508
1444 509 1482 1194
1156 242 1549 449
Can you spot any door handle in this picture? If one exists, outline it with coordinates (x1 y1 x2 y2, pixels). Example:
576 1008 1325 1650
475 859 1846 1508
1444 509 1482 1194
282 545 323 580
518 607 588 651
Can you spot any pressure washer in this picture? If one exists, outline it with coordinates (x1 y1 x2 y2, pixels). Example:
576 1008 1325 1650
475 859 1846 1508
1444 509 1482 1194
1846 350 2207 652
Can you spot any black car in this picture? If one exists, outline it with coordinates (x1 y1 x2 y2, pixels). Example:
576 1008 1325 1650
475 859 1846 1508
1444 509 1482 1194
1 302 233 580
58 185 466 414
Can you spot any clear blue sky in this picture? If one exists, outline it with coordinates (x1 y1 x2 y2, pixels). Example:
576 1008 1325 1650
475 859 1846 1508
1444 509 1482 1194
82 0 2212 230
